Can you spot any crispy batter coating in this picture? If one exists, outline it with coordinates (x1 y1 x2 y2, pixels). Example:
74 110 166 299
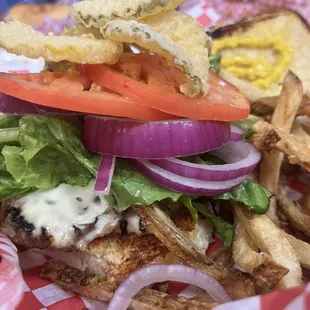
61 23 103 39
142 10 211 50
0 21 123 64
102 19 209 96
73 0 186 28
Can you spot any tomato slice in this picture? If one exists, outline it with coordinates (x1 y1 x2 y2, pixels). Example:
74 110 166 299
0 72 175 121
78 53 250 121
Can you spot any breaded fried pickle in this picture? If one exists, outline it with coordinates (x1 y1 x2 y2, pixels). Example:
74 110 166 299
0 21 123 64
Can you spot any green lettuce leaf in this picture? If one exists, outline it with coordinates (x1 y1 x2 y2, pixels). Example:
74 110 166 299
0 171 34 201
209 55 221 74
231 119 256 139
18 115 100 176
214 179 273 214
110 160 271 217
0 115 21 129
179 195 198 223
194 202 233 247
0 115 100 199
110 159 183 210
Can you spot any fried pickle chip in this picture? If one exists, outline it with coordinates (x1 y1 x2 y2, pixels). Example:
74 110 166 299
73 0 186 28
142 10 212 50
102 19 209 96
0 21 123 64
61 23 103 39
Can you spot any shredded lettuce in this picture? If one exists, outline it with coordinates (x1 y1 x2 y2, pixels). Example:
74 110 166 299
194 202 233 247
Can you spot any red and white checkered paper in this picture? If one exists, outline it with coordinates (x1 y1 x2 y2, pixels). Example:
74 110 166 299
1 1 310 309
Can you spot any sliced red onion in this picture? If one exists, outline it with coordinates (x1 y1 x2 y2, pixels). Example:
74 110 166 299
150 141 260 182
230 125 243 141
107 264 231 310
84 115 231 159
0 93 80 115
95 155 116 195
130 158 247 195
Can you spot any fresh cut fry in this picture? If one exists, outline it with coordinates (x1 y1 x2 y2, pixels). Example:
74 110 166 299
134 204 256 300
252 93 310 118
233 216 289 288
259 71 303 222
277 187 310 236
251 120 310 172
284 232 310 269
291 121 310 147
233 203 302 289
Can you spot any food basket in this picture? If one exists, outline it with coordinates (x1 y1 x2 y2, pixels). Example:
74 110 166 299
0 0 310 309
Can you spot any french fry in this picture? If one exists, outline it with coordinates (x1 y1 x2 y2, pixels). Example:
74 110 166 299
277 187 310 235
259 71 303 222
284 232 310 269
233 203 302 289
291 121 310 147
298 94 310 118
251 120 310 172
134 204 256 300
278 187 310 236
252 92 310 118
302 193 310 213
251 96 276 116
232 216 289 288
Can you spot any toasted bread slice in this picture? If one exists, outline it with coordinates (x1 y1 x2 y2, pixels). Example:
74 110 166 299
40 233 170 286
209 10 310 101
42 261 218 309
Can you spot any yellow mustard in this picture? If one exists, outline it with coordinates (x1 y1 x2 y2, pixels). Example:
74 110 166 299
211 36 293 89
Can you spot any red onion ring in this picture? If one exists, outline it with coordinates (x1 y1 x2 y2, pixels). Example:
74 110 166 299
130 158 247 195
107 264 231 310
95 155 115 195
230 125 243 141
84 116 231 159
149 141 260 182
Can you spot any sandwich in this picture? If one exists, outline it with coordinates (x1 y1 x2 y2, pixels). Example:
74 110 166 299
0 0 284 308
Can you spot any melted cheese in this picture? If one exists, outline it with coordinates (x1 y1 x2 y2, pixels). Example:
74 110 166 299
15 180 120 248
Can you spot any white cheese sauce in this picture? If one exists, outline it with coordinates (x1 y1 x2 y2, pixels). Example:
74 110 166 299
15 180 121 249
124 208 144 236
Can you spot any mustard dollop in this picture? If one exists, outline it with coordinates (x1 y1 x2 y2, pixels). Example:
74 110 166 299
212 37 293 89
